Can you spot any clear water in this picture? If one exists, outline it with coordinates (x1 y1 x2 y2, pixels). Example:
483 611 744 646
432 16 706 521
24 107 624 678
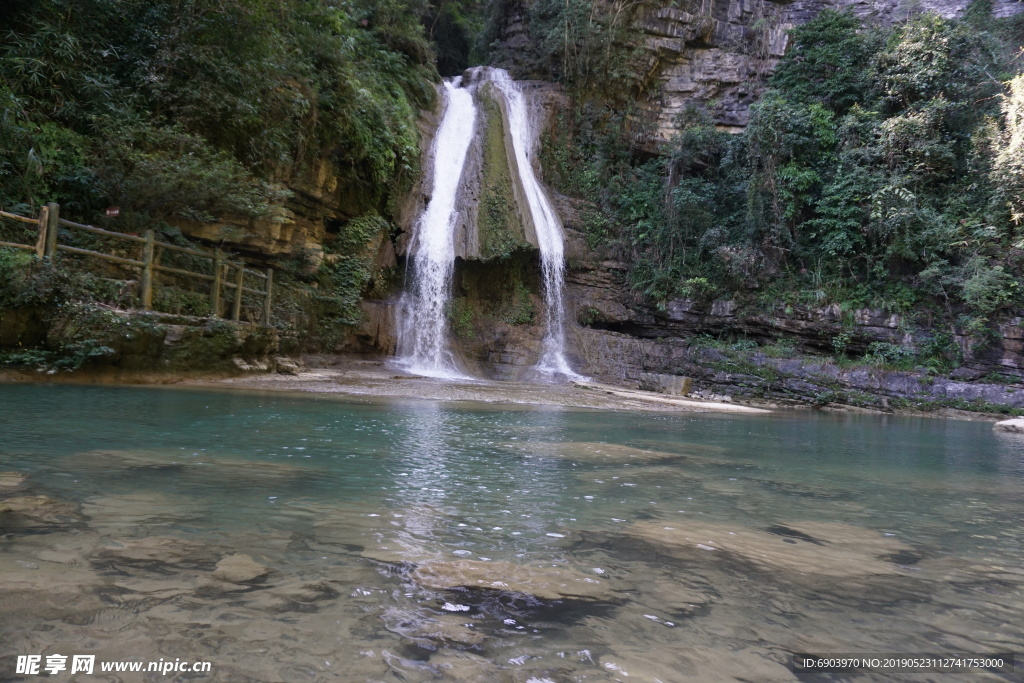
1 384 1022 682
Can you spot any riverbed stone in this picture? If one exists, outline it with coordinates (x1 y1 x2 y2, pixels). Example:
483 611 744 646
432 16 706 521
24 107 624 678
599 645 795 682
0 471 28 491
521 441 689 465
382 606 486 648
994 417 1024 433
0 495 83 529
411 559 613 602
75 449 316 485
94 535 217 570
430 652 503 681
214 553 272 583
628 520 914 578
81 492 206 533
0 552 108 622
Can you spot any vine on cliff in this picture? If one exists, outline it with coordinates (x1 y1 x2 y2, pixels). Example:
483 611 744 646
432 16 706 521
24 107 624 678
544 7 1024 350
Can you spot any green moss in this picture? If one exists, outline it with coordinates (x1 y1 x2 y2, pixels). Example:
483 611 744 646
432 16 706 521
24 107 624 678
478 87 529 261
447 297 476 338
498 280 535 325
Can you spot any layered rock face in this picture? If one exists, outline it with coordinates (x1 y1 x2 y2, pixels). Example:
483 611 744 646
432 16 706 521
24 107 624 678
561 250 1024 408
500 0 1023 138
171 159 349 263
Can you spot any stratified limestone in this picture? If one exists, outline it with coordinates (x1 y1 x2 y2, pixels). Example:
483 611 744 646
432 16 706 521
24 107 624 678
213 553 272 584
628 520 914 578
411 559 613 602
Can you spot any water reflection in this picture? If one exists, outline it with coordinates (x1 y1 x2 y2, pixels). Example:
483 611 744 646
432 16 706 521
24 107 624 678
0 385 1022 682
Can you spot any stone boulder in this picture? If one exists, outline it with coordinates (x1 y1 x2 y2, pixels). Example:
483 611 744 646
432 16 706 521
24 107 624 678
213 553 272 584
994 418 1024 434
628 520 915 578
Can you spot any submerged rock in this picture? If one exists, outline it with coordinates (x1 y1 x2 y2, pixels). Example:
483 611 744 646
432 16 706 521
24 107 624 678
74 449 316 485
598 646 794 683
519 441 692 465
628 520 914 578
0 471 28 491
82 492 203 531
994 417 1024 433
0 495 83 529
382 607 485 648
93 535 217 570
213 553 272 583
411 559 613 602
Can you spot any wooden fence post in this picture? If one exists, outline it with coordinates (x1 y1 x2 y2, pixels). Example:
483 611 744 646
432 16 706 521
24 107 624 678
232 264 244 321
44 202 59 258
210 249 223 317
263 267 273 325
140 229 155 309
35 205 49 258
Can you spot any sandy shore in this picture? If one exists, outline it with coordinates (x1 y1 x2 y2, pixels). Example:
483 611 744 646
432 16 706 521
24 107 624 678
189 358 776 415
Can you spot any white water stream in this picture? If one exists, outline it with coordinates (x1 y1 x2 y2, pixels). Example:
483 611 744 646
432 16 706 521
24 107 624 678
486 69 582 380
397 78 476 379
398 69 583 381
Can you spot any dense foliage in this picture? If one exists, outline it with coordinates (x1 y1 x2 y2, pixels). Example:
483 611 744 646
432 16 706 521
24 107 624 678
483 0 648 100
0 0 441 224
0 0 463 340
543 7 1024 342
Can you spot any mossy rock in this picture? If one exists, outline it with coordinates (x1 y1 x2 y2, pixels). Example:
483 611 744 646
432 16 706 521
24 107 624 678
477 85 530 261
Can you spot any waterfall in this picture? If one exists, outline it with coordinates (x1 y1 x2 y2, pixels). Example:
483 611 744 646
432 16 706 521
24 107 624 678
397 69 583 382
486 69 583 380
396 78 477 379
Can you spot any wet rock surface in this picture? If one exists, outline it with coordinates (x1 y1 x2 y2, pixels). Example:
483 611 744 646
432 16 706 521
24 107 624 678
0 495 85 530
627 520 915 578
411 559 614 602
498 0 1022 140
994 417 1024 433
213 553 272 584
0 471 28 491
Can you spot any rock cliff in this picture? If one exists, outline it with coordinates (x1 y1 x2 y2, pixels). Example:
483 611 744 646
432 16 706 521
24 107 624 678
561 248 1024 409
498 0 1022 137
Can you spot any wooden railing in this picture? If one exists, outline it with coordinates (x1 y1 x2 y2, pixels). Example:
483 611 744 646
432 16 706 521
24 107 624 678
0 203 273 323
0 207 48 256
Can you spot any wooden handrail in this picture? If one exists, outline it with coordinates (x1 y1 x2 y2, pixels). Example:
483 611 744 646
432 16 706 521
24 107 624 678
5 203 277 324
58 218 147 243
0 240 36 251
55 244 145 267
0 210 39 224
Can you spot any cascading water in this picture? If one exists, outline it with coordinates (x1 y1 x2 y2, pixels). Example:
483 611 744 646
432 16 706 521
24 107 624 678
486 69 584 380
398 69 584 381
397 78 477 379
